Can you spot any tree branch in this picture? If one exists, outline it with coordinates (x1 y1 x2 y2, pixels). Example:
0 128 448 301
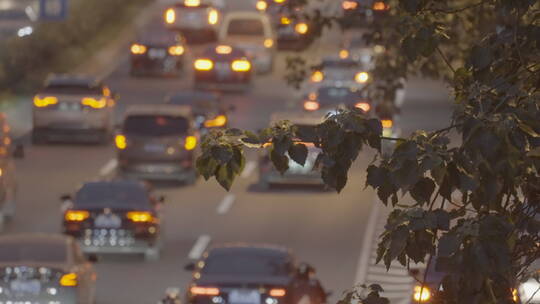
436 46 456 74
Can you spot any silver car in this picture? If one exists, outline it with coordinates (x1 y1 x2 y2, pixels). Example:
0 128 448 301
0 233 97 304
32 74 117 144
258 112 325 188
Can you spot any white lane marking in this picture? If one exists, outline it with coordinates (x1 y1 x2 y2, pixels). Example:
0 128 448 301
217 194 235 215
241 161 257 178
99 159 118 176
188 235 211 260
354 197 381 285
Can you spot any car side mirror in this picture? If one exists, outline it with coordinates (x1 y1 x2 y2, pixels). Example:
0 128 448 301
60 194 72 202
184 262 196 271
87 254 98 263
12 144 24 159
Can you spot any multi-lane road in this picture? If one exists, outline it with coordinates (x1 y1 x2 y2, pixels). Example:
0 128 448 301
2 0 452 303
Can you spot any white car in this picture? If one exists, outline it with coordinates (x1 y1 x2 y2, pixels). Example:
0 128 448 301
164 0 221 43
218 12 275 74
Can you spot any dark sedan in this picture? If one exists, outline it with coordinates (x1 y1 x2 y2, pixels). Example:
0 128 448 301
61 180 163 261
0 233 97 303
302 84 373 114
130 25 186 77
340 0 390 28
193 45 253 92
184 245 328 304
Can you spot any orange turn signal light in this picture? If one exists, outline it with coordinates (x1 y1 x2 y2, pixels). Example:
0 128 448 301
65 210 89 222
59 273 78 287
191 286 220 295
126 211 154 223
185 136 197 150
304 101 320 111
269 288 286 297
381 119 393 128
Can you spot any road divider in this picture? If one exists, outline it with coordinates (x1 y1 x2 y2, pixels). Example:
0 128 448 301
217 194 235 214
188 235 211 260
99 159 118 177
241 161 257 178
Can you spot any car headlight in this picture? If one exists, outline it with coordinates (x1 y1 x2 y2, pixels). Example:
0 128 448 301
256 0 267 11
168 45 185 56
355 71 369 83
311 71 324 82
194 59 214 71
413 285 431 302
231 60 251 72
131 43 147 55
208 9 219 25
295 23 308 34
165 8 176 24
264 39 274 48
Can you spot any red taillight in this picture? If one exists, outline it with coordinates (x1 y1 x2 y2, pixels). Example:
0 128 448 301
190 286 220 296
269 288 286 297
304 101 320 111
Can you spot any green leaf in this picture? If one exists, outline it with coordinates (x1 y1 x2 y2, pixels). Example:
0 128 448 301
401 35 418 61
410 177 436 205
434 209 450 230
527 147 540 157
196 156 218 181
518 122 540 137
288 143 308 166
388 225 409 265
216 164 234 191
211 145 233 164
242 131 261 147
470 45 492 70
366 165 389 188
270 148 289 174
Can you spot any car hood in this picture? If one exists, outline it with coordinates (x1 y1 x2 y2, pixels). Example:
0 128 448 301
196 274 292 287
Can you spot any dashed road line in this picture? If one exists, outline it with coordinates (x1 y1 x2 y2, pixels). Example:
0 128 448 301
241 161 257 178
99 159 117 177
354 198 381 285
188 235 211 260
217 194 235 215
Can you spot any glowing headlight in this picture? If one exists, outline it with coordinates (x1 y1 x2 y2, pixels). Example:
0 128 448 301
264 39 274 48
194 59 214 71
256 0 267 11
311 71 324 82
413 285 431 302
295 23 308 34
165 8 176 24
355 71 369 83
131 43 147 55
231 60 251 72
208 9 219 25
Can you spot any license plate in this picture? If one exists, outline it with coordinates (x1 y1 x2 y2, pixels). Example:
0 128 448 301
229 290 261 304
148 48 166 59
59 102 80 111
95 214 122 229
10 280 41 295
144 143 166 153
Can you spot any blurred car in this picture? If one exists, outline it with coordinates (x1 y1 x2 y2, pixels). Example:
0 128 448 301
309 56 372 86
61 180 164 261
218 12 275 74
130 25 186 77
184 244 328 304
0 3 37 40
274 14 312 51
340 0 390 28
166 90 233 132
164 0 221 43
302 84 373 115
115 104 198 184
0 233 97 303
32 74 117 144
0 114 19 227
259 112 324 189
193 44 253 91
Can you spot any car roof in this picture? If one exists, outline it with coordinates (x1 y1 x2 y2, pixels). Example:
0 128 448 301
206 243 292 259
125 104 192 117
0 233 71 247
79 180 147 191
45 74 101 87
270 111 325 125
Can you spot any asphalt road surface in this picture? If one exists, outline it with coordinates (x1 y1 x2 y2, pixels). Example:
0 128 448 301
2 0 452 303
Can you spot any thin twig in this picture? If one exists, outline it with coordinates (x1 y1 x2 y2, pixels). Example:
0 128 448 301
436 46 456 74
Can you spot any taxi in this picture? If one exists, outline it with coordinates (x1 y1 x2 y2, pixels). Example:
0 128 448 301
32 75 117 144
193 45 253 91
164 0 221 43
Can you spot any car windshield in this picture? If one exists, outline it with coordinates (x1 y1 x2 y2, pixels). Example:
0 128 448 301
139 28 178 45
227 19 264 36
318 87 363 103
42 84 103 95
322 60 359 69
203 252 291 276
75 182 151 210
123 115 189 136
0 241 66 263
